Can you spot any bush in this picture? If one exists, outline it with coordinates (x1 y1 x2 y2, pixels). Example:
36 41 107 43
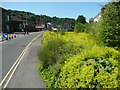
57 46 120 88
59 29 65 35
39 32 66 68
38 31 120 88
74 23 85 33
84 23 92 33
95 2 120 48
74 22 92 33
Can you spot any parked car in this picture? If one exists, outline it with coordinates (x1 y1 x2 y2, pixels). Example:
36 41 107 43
65 28 74 32
52 27 58 31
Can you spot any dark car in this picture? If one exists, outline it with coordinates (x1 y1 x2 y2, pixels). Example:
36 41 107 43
65 28 74 32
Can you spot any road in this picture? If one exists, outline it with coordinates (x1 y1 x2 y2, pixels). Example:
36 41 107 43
7 31 46 88
1 32 43 79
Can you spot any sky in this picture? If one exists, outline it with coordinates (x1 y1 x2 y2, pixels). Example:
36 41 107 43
1 2 108 22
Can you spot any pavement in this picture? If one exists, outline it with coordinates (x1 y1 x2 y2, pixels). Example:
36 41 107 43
7 31 46 88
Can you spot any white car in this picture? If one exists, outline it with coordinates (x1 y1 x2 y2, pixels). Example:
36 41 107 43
52 27 58 31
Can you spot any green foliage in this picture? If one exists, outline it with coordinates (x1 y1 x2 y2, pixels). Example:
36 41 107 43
38 3 120 86
84 23 92 33
39 33 66 68
77 15 86 24
38 31 120 88
74 23 92 33
59 29 65 35
94 3 120 48
89 22 105 46
74 23 85 33
8 9 76 28
0 33 3 35
58 46 120 88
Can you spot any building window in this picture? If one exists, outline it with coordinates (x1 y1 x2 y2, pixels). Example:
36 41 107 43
7 15 10 21
7 25 9 30
19 24 22 30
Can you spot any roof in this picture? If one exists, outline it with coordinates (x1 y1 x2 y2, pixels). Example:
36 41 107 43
89 18 94 22
0 7 7 11
94 11 102 19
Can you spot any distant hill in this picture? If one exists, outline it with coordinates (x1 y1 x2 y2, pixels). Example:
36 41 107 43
8 9 76 28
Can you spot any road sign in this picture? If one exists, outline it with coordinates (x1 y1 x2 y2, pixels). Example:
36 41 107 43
2 34 8 38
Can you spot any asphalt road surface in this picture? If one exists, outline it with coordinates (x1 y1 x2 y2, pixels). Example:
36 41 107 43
7 31 46 88
2 31 43 79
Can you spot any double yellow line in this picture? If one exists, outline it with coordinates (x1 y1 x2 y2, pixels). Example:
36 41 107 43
0 33 42 89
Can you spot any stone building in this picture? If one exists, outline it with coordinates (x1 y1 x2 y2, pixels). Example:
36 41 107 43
10 15 23 32
0 8 2 33
0 7 11 33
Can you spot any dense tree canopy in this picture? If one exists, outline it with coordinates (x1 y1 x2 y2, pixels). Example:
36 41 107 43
8 10 76 28
76 15 86 24
97 2 120 48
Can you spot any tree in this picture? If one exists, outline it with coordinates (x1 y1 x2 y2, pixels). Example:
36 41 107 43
74 23 85 33
76 15 86 24
97 2 120 48
8 9 76 29
84 23 92 33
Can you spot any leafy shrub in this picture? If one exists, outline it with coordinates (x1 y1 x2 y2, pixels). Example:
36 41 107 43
74 22 92 33
94 2 120 48
84 23 92 33
76 15 86 24
57 46 120 88
39 32 66 68
59 29 65 35
38 31 120 88
74 23 85 33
